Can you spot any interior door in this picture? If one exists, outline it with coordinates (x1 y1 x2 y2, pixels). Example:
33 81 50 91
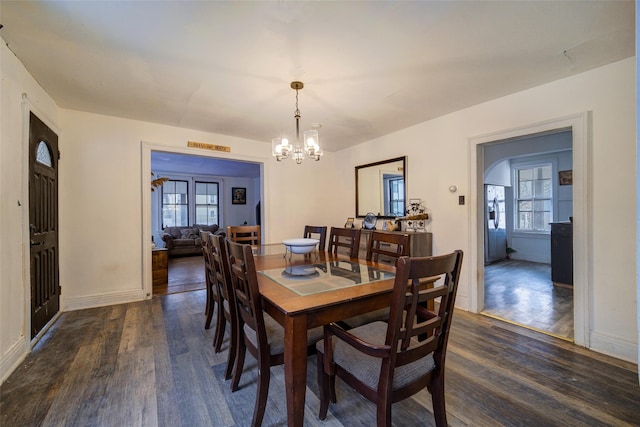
29 112 60 338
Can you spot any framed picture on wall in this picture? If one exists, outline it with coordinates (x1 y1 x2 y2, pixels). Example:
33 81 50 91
232 187 246 204
559 170 573 185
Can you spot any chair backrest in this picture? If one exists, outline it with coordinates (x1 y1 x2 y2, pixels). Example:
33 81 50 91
365 231 410 264
201 230 215 287
226 238 269 350
303 225 328 251
210 233 235 316
227 225 261 246
386 250 464 375
328 227 361 259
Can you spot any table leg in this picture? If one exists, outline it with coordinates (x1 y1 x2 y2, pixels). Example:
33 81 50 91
283 315 308 427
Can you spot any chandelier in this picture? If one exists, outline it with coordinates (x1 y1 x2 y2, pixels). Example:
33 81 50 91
272 81 323 164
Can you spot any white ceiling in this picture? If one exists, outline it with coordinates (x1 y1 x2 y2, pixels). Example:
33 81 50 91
151 150 260 178
0 1 635 152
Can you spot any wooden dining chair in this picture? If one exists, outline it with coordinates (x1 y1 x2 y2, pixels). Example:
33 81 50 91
303 225 328 251
366 231 410 264
226 239 324 427
227 225 261 246
316 250 464 427
327 227 361 259
200 231 218 330
342 231 410 329
209 233 237 380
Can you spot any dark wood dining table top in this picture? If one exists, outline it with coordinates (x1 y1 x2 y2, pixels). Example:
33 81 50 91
253 248 397 326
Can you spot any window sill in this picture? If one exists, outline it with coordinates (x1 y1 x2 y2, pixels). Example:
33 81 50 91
512 231 550 239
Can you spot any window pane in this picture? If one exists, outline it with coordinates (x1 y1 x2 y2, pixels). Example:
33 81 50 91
36 141 53 166
519 181 532 198
518 200 532 212
534 179 551 198
176 181 188 193
196 206 208 224
163 181 175 193
518 212 531 229
537 166 551 179
195 194 207 204
176 206 188 226
519 169 532 180
534 200 551 211
533 211 551 231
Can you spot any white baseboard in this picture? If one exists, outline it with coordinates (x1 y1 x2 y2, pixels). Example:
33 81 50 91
62 288 148 311
589 330 638 364
0 336 28 385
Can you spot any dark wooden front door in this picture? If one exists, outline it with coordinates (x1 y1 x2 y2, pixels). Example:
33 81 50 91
29 112 60 338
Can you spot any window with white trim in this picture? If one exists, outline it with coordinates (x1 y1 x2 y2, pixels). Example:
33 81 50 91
514 165 552 232
162 180 189 227
195 181 219 225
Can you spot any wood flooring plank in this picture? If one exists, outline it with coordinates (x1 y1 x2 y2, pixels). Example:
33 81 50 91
151 296 183 427
97 344 158 426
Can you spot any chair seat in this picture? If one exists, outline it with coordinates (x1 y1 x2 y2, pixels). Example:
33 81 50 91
317 321 435 390
245 314 324 356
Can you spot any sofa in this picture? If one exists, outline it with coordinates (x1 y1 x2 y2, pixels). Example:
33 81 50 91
161 224 224 257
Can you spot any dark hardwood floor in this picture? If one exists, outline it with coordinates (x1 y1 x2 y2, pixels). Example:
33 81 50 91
153 255 205 296
483 260 573 340
2 289 638 426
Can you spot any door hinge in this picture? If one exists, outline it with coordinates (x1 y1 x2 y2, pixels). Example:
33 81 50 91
57 151 61 160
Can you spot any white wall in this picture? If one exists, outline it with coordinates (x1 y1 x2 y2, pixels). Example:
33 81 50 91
330 58 637 362
58 109 334 311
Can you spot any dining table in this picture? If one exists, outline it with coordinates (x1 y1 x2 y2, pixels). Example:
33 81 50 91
252 244 398 427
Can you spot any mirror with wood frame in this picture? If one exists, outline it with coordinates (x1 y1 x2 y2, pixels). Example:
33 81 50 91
355 156 406 218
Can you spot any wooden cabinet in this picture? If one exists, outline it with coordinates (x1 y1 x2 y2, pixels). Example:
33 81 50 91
550 222 572 287
152 248 168 286
359 230 432 259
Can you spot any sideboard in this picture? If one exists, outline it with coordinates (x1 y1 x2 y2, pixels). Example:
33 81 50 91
359 229 432 260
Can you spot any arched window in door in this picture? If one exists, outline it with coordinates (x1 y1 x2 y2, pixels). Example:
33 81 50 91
36 140 53 167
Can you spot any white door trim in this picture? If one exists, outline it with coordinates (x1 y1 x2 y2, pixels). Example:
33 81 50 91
468 112 590 347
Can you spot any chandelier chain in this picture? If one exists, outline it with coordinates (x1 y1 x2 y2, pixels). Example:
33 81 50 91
294 88 301 141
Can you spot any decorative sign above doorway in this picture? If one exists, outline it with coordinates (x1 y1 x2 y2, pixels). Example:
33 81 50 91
187 141 231 152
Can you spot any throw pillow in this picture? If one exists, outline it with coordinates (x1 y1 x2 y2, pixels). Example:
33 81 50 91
180 228 198 239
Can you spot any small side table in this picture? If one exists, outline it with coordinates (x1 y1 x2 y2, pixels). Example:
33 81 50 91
152 248 168 286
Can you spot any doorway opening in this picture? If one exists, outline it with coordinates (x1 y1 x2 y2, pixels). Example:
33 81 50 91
146 148 263 296
470 113 590 348
480 130 574 340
